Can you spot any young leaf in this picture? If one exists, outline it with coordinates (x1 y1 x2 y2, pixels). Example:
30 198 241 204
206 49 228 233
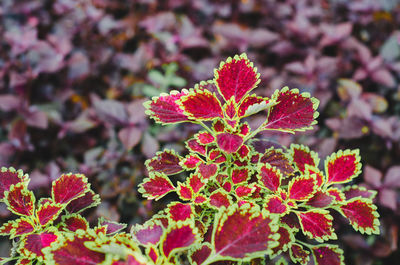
51 173 89 205
325 149 361 185
215 53 260 103
209 191 231 209
5 183 35 216
0 167 28 200
338 198 380 234
144 90 190 124
212 204 278 259
138 172 175 200
161 222 199 259
146 149 183 175
265 195 288 215
179 89 223 120
264 87 319 133
167 202 193 222
311 244 345 265
297 209 337 242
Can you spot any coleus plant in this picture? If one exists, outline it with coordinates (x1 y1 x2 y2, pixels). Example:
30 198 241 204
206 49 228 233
0 54 380 265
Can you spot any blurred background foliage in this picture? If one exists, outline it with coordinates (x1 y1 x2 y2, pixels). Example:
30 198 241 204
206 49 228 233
0 0 399 264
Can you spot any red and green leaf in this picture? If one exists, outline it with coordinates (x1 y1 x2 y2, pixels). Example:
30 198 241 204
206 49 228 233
271 225 295 257
235 185 254 198
0 167 28 200
181 154 202 169
265 195 288 215
290 243 310 265
327 187 345 202
161 223 199 259
196 132 215 145
167 202 193 222
138 172 175 200
231 168 249 184
297 210 336 242
132 221 163 246
179 89 223 120
212 204 278 259
99 218 127 235
311 244 345 265
258 164 282 192
198 163 218 179
290 144 320 173
37 200 63 226
62 214 89 232
19 232 59 261
5 183 35 216
177 183 193 201
288 175 317 201
215 53 260 103
216 133 244 154
325 149 361 185
264 87 319 133
12 217 35 238
146 149 183 175
65 190 101 214
187 138 206 155
238 95 270 118
189 243 212 265
338 198 380 234
307 191 334 208
209 191 231 209
260 148 294 176
187 173 206 194
144 90 189 124
51 173 89 205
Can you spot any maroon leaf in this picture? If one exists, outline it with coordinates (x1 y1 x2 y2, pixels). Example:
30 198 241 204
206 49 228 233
343 185 376 200
99 218 127 235
144 90 189 124
146 150 183 175
198 163 218 179
307 191 334 208
13 218 35 237
138 173 175 201
19 232 59 260
37 201 63 226
232 168 249 184
187 138 206 155
216 133 244 154
271 225 294 257
162 224 198 258
190 244 212 265
5 183 35 216
265 195 287 214
264 87 319 133
213 204 277 259
0 167 28 200
62 214 89 232
339 198 380 234
51 174 89 205
311 245 344 265
215 53 260 103
260 148 294 176
66 190 100 214
290 243 310 265
179 89 223 120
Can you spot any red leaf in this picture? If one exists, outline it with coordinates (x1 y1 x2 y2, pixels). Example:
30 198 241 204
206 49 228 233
51 173 89 205
215 53 260 103
198 163 218 179
232 168 249 184
187 139 206 155
264 87 319 133
288 175 317 201
62 214 89 232
325 149 361 185
213 204 277 259
133 222 163 245
216 133 243 154
19 232 59 260
179 89 223 120
265 195 287 214
311 245 344 265
162 224 198 258
235 185 254 197
196 132 215 145
260 148 294 176
297 210 336 242
177 183 193 200
138 173 175 200
290 243 310 265
258 164 282 192
66 190 100 214
209 191 231 208
339 198 380 234
271 225 294 257
237 145 250 159
5 183 35 216
224 99 237 119
49 231 106 265
13 218 35 237
212 120 225 132
0 167 28 200
37 201 63 226
182 155 202 169
190 244 212 265
290 144 319 173
144 90 189 124
146 150 183 175
167 202 193 222
187 173 205 194
0 220 14 235
327 187 345 202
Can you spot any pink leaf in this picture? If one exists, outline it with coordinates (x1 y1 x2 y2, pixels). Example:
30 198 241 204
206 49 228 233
133 222 163 245
19 232 59 259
